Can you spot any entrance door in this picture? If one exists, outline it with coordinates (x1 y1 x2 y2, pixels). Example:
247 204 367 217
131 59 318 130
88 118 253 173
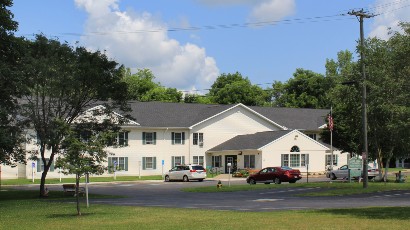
225 155 237 173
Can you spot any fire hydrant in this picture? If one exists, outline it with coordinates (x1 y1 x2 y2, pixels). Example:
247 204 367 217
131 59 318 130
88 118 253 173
217 180 222 189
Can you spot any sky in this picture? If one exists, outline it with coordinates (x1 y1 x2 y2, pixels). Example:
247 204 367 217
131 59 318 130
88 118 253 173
11 0 410 93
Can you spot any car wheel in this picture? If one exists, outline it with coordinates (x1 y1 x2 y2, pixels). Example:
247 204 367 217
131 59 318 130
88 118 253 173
198 179 204 182
331 173 337 180
183 175 189 182
289 180 296 183
249 178 256 185
164 175 170 182
274 178 281 184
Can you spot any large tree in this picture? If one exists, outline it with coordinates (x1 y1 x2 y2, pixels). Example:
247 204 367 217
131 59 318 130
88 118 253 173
20 35 128 197
0 0 26 166
271 68 335 109
208 72 270 106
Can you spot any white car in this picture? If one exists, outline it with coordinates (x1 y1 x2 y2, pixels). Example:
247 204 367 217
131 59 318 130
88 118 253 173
327 165 379 180
164 164 207 182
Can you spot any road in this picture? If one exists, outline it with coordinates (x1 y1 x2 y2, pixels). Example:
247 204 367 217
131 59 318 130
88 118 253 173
12 176 410 212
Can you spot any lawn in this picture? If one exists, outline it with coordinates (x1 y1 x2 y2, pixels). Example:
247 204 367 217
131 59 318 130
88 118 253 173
0 190 409 230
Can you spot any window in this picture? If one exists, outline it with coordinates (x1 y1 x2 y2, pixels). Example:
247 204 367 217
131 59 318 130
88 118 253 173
244 155 255 168
172 156 185 167
108 157 128 172
307 134 317 140
281 154 289 167
193 133 204 146
193 156 204 166
142 157 157 170
290 146 300 152
325 154 338 166
143 132 156 145
172 132 185 145
37 158 54 172
118 131 129 146
281 153 309 167
212 155 222 168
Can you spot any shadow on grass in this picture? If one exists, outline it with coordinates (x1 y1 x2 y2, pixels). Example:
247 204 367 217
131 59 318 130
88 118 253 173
316 207 410 220
48 213 96 218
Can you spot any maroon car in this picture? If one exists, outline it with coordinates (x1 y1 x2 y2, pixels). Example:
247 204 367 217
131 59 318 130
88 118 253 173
246 166 302 184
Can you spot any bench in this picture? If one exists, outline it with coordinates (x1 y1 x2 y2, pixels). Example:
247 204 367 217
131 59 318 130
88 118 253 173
62 184 85 196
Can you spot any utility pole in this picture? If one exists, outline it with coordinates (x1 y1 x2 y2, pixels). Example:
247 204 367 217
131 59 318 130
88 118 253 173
348 9 375 189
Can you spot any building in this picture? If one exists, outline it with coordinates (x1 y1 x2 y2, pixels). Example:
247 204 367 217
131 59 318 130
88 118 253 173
2 101 346 179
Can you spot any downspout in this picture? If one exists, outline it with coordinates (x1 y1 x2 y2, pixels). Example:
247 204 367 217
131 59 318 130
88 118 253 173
163 128 168 140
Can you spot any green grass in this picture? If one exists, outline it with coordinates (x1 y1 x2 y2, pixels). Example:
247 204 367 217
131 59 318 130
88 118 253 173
183 180 410 196
0 190 409 230
0 175 163 185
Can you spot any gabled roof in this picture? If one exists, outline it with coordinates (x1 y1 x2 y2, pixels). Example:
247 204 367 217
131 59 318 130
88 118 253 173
207 130 293 152
124 101 328 130
249 106 328 130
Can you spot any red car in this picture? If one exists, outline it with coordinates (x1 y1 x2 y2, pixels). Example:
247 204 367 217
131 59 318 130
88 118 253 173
246 167 302 184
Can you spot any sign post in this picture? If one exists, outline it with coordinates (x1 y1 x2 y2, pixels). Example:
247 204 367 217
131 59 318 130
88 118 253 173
85 172 89 208
138 161 141 179
227 163 232 187
161 160 164 180
31 162 35 183
113 160 117 180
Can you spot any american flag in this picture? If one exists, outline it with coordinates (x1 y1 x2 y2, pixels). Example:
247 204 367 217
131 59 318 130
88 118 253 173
328 114 334 131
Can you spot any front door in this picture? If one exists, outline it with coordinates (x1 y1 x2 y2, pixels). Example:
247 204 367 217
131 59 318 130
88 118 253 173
225 155 237 173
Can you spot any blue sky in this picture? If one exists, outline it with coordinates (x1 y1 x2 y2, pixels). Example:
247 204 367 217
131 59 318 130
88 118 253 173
11 0 410 92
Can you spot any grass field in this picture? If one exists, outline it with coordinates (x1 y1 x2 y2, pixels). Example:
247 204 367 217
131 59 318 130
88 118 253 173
0 190 409 230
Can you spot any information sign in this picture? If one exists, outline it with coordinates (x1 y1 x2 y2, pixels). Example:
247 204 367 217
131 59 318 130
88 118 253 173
349 158 362 178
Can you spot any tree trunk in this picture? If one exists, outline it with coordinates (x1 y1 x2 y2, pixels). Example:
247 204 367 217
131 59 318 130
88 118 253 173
377 148 383 181
76 173 81 216
384 157 391 182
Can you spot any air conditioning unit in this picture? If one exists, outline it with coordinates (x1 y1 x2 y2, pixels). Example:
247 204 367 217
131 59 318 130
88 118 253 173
198 141 204 147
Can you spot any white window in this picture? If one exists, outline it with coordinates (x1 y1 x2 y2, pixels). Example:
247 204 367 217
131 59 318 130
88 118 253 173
37 158 54 172
325 154 338 166
143 157 156 170
143 132 156 145
244 155 255 168
212 155 222 168
172 156 185 167
281 154 309 167
193 133 204 146
193 156 204 166
108 157 128 172
172 132 185 145
118 131 128 146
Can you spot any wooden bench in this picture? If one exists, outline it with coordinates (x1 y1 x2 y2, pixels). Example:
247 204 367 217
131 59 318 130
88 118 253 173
62 184 85 196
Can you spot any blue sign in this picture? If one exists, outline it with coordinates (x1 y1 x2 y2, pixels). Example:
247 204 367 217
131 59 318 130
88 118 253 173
114 160 117 166
32 162 35 168
162 160 164 166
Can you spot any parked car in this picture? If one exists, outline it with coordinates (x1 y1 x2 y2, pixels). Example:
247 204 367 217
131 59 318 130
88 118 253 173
327 165 379 180
246 166 302 184
164 164 207 182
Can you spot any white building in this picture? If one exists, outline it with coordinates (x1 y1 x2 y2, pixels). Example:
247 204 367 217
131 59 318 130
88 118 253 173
2 102 347 179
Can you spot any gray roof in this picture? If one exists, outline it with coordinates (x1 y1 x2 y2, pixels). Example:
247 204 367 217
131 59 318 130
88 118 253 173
124 101 328 130
249 106 328 130
208 130 293 151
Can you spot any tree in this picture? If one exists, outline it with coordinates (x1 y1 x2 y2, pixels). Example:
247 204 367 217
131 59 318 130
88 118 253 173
122 68 183 102
0 0 26 166
208 72 270 106
20 35 129 197
56 107 122 215
184 94 213 104
271 68 335 109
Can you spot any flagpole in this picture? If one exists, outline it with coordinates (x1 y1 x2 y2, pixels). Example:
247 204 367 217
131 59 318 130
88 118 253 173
330 107 333 172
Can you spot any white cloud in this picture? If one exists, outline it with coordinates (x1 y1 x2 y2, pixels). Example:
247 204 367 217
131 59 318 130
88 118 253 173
369 0 410 40
74 0 219 91
248 0 295 23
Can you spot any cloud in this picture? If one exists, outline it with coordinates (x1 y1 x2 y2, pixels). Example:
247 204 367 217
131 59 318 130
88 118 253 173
369 0 410 39
248 0 295 23
74 0 219 91
198 0 296 23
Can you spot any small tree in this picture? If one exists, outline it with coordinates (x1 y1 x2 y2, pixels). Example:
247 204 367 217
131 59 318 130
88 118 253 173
56 109 122 215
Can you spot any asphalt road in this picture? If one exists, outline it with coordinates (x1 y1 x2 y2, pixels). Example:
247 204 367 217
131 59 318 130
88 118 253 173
10 176 409 212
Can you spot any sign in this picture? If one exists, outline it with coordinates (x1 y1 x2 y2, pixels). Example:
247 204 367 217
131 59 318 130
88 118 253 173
32 162 35 168
162 160 164 166
113 160 117 166
362 152 367 160
349 158 362 178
